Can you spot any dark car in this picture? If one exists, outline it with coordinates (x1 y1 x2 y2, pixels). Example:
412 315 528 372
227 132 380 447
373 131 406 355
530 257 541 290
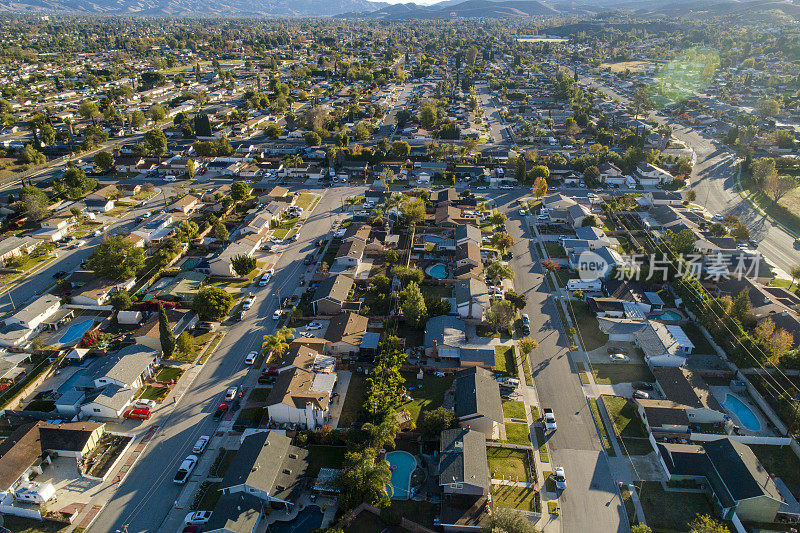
257 375 276 385
632 381 654 391
52 270 68 279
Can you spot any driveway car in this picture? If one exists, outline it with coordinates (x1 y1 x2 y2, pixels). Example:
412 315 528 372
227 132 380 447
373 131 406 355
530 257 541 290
272 309 283 320
306 322 323 330
185 511 212 525
632 381 654 391
124 408 151 420
133 399 156 410
609 353 629 361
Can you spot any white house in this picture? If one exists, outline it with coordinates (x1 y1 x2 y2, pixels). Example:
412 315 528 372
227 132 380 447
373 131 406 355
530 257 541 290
265 347 334 430
5 294 61 330
634 162 674 187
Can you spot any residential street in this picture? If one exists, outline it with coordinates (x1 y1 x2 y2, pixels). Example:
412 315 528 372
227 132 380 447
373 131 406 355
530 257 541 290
499 192 628 533
87 184 360 533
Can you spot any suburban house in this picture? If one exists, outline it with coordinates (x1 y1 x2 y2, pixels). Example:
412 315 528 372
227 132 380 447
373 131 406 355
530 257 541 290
206 431 308 532
454 367 503 439
5 294 61 330
131 213 174 243
657 438 784 524
598 161 626 185
323 312 368 357
169 194 200 215
438 428 490 496
0 421 105 516
0 236 38 266
651 367 725 424
423 315 495 368
333 239 364 272
70 275 136 307
454 279 489 321
85 185 117 212
455 224 482 247
132 309 198 353
634 162 674 187
635 322 695 366
455 242 481 269
92 344 159 390
265 346 335 429
209 239 261 277
311 275 354 315
154 271 208 303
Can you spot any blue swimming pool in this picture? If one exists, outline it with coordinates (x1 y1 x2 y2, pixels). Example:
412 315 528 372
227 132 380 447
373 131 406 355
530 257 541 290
651 311 682 321
59 319 95 344
426 263 447 280
267 506 323 532
386 450 415 500
723 394 761 431
425 235 449 244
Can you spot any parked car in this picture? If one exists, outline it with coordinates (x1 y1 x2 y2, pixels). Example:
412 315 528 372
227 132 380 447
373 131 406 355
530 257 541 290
196 322 218 333
306 321 323 330
553 466 567 489
185 511 212 525
225 387 238 401
53 270 68 279
213 403 228 419
192 436 210 454
521 314 530 326
242 295 256 310
258 375 276 384
244 351 258 365
272 309 283 320
173 455 198 484
633 390 650 399
133 399 156 410
632 381 654 391
124 408 151 420
609 353 629 361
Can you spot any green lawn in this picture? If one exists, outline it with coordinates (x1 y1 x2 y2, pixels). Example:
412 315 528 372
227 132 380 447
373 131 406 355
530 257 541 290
494 345 517 376
199 334 224 365
620 438 654 455
272 216 299 239
601 395 648 438
492 484 538 512
502 400 527 420
0 516 75 533
247 387 271 403
399 371 453 425
487 446 532 482
566 301 607 351
543 241 566 258
638 480 714 533
338 373 368 428
748 444 800 498
233 407 264 429
294 192 318 212
420 284 452 300
588 397 616 457
155 366 184 383
307 445 347 477
534 426 550 463
137 386 170 403
72 221 103 238
591 363 654 385
504 422 531 446
681 322 716 355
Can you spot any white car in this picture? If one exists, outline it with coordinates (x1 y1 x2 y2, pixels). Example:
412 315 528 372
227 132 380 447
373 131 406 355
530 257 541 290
334 229 346 238
305 322 323 330
225 387 238 401
173 455 198 484
244 351 258 365
521 313 530 325
300 331 315 338
518 209 528 216
609 353 629 361
164 176 177 182
553 466 567 490
500 184 513 189
712 214 724 222
192 436 210 454
133 399 156 410
185 511 212 525
272 309 283 320
242 295 256 310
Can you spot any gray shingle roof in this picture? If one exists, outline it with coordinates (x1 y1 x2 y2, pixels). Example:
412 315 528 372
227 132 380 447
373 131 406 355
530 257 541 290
312 275 354 305
438 428 489 489
455 367 502 423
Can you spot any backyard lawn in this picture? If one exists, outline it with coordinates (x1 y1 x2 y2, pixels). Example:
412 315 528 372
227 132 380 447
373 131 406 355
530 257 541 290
307 445 347 477
1 516 78 533
338 373 368 427
591 363 654 385
504 422 531 446
399 371 453 425
502 400 527 420
681 322 716 355
749 444 800 498
492 485 538 512
601 395 648 438
487 446 532 482
638 480 714 532
494 345 517 376
247 387 271 403
567 301 607 351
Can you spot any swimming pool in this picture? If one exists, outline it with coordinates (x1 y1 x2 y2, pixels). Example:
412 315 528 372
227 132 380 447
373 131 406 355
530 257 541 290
426 263 447 280
651 311 682 321
59 319 95 344
386 450 416 500
266 506 323 532
723 394 761 431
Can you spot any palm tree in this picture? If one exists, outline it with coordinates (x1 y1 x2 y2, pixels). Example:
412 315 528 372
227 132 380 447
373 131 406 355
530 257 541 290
337 448 393 509
362 415 400 449
262 326 294 359
344 195 361 214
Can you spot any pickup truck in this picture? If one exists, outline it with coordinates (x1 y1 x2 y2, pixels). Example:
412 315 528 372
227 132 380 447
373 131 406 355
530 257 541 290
543 408 557 431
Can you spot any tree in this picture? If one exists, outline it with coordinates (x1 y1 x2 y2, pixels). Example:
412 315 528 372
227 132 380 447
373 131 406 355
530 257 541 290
486 259 514 283
392 140 410 157
532 176 548 198
263 326 295 359
305 131 321 146
177 331 195 358
231 254 257 276
504 289 526 310
130 110 146 129
193 286 234 321
490 212 507 226
86 236 145 281
18 144 46 165
400 197 426 225
336 448 392 510
149 103 166 122
186 159 195 179
731 223 750 242
94 151 114 172
689 514 730 533
632 86 653 120
486 300 516 333
686 189 697 202
19 185 50 221
158 303 176 359
790 264 800 288
664 228 698 255
772 175 797 202
392 266 424 285
757 98 780 117
491 232 514 252
752 157 777 188
519 337 539 356
631 526 652 533
419 407 455 438
264 122 282 139
78 101 100 123
231 180 251 202
144 128 167 158
108 289 132 311
214 220 229 241
401 281 427 327
419 105 437 130
483 508 540 533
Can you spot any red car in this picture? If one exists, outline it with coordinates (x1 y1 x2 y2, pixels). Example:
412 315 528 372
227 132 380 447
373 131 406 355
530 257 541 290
263 366 280 377
124 408 151 420
213 403 229 419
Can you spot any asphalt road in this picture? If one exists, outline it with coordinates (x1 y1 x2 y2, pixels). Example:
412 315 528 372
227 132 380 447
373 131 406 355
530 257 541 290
476 83 510 145
89 184 360 533
498 191 628 533
578 73 800 275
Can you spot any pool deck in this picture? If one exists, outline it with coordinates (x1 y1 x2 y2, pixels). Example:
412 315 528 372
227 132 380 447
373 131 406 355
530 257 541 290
258 495 337 532
709 386 774 436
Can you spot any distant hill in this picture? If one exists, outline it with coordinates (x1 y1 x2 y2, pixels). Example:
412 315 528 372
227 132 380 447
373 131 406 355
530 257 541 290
337 0 575 19
0 0 387 16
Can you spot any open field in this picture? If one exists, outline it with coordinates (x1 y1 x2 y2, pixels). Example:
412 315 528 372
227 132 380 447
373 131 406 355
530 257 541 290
600 60 651 72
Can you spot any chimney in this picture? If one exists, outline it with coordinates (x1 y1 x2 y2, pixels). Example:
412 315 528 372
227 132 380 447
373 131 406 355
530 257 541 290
432 340 438 357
